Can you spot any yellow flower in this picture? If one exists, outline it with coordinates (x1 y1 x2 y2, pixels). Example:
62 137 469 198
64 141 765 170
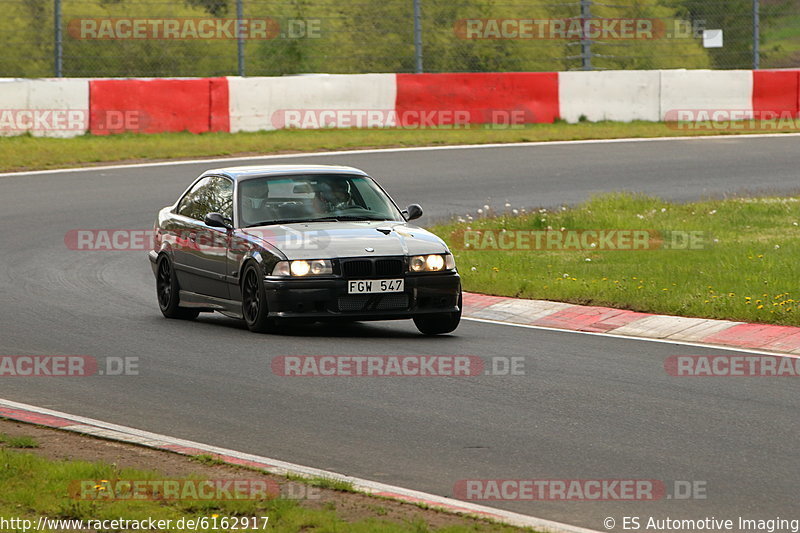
757 305 764 309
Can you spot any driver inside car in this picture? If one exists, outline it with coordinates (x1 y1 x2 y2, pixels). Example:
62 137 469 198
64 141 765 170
314 179 358 214
240 179 278 225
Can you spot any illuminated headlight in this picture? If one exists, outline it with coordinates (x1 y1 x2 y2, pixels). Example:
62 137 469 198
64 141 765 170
272 259 333 277
409 254 452 272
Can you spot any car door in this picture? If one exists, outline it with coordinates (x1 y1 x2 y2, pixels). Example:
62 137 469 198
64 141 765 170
172 175 233 299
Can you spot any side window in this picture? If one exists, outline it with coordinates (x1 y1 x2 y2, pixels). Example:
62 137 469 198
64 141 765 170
176 176 233 222
177 177 211 220
212 177 234 221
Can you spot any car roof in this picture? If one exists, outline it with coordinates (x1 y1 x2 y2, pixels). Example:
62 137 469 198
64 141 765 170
202 164 370 182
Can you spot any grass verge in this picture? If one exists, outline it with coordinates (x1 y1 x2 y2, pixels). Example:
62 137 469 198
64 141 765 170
2 121 799 172
0 426 530 533
431 193 800 326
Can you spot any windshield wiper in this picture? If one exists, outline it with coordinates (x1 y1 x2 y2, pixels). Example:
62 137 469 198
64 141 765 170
327 215 389 221
245 216 391 227
245 219 311 227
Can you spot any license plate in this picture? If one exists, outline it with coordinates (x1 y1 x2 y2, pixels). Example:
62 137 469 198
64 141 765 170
348 279 404 294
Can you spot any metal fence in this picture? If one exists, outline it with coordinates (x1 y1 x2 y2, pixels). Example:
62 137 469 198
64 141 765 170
2 0 797 78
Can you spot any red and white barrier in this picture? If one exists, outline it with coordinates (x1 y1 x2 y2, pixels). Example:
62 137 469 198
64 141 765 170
753 70 800 116
228 74 397 132
659 69 753 120
0 78 89 137
1 70 798 137
89 77 228 135
559 70 660 122
396 72 559 126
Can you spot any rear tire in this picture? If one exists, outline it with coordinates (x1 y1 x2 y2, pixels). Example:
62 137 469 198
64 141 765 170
241 264 276 333
156 255 200 320
413 291 462 335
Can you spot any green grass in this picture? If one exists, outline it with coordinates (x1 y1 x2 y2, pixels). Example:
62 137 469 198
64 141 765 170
431 193 800 326
0 448 529 533
191 454 228 467
3 120 800 172
285 474 356 493
0 434 39 449
763 12 800 68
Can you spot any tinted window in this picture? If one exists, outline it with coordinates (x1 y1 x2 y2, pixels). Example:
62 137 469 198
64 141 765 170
177 176 233 221
238 174 404 227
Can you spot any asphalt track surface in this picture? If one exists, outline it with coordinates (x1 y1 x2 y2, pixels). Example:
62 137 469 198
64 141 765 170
2 135 799 530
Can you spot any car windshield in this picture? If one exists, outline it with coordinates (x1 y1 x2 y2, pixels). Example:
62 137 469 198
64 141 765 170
238 174 405 228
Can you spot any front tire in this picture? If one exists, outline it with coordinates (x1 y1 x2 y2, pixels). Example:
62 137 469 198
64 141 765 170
156 255 199 320
413 291 462 335
241 264 275 333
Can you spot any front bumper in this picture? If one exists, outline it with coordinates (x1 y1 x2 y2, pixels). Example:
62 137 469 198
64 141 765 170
263 272 461 320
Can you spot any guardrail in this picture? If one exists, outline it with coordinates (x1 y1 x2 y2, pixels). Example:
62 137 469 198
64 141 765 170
1 69 797 137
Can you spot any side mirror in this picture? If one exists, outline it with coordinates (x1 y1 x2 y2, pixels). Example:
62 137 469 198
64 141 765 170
403 204 423 221
205 212 233 230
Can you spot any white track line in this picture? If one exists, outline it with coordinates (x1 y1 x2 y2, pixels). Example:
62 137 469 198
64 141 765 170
2 132 800 178
0 398 600 533
463 317 800 358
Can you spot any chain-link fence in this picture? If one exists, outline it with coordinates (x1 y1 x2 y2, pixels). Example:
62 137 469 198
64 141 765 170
2 0 797 78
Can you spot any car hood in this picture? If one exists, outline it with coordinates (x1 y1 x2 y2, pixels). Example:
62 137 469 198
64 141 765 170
242 221 449 260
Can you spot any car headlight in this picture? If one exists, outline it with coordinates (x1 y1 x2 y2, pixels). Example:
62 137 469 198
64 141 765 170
409 254 454 272
272 259 333 277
